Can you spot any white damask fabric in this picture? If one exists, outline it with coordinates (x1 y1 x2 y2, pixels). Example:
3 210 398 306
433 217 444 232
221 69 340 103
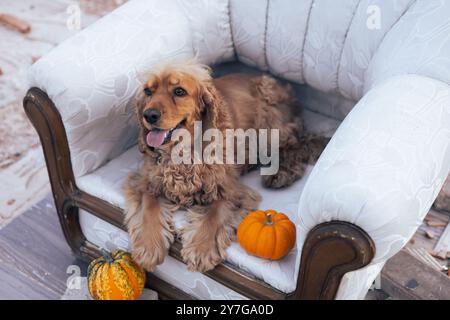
294 84 356 121
302 0 361 93
297 75 450 279
229 0 268 69
265 0 313 83
336 261 385 300
366 0 450 94
338 0 414 100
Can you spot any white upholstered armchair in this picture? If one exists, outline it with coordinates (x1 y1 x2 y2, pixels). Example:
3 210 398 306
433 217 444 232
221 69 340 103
24 0 450 299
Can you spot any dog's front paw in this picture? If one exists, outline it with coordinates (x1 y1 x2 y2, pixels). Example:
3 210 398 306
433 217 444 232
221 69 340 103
132 245 164 272
131 214 174 271
131 226 174 272
181 243 224 273
181 226 230 273
126 194 176 272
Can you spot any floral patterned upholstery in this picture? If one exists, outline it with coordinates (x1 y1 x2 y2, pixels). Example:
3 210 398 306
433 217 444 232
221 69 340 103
28 0 450 299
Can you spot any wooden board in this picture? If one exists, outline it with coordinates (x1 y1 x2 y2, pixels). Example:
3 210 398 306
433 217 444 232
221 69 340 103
434 224 450 253
0 147 50 228
404 209 449 273
408 210 449 250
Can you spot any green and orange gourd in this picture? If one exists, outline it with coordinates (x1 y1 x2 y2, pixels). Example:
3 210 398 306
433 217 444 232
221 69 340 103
87 249 146 300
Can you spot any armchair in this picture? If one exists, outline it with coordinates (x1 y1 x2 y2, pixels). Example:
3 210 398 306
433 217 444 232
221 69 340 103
23 0 450 299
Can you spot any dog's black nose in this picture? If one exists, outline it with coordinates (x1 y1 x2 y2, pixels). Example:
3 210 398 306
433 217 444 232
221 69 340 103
143 108 161 124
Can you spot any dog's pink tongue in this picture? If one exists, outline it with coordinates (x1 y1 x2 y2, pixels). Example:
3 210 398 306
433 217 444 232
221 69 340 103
146 130 168 148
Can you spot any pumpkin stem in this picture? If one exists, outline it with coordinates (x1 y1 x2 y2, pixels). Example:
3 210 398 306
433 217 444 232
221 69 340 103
265 213 273 225
101 248 114 264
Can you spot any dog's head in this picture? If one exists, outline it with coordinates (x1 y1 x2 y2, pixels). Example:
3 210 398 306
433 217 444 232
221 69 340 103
135 61 226 152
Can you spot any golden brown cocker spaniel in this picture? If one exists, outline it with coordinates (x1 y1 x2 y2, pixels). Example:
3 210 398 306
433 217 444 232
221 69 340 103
124 61 327 272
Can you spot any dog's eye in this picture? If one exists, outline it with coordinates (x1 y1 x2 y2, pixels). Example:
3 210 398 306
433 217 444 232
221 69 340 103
144 88 152 96
174 87 187 97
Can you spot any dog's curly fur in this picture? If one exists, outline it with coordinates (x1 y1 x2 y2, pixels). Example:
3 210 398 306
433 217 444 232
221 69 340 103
124 61 328 272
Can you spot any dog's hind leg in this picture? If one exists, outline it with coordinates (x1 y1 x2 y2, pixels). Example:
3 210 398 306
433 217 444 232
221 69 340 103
262 133 330 189
261 133 307 189
250 75 307 188
229 178 261 217
124 172 175 271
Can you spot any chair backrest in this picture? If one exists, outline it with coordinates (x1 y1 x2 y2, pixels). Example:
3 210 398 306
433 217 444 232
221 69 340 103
229 0 450 101
28 0 450 177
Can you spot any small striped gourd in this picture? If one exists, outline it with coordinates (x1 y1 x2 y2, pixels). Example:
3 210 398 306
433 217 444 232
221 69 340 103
237 210 296 260
87 249 146 300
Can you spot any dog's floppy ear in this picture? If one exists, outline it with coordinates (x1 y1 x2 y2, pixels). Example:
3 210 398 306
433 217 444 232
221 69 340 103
200 81 231 130
134 89 148 154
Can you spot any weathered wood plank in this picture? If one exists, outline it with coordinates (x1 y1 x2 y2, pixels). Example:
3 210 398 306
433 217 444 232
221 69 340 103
0 102 50 228
434 224 450 253
0 147 50 228
0 264 56 300
408 209 449 252
404 247 445 272
381 249 450 300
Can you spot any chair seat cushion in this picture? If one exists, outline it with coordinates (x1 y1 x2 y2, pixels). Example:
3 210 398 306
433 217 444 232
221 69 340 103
76 109 340 294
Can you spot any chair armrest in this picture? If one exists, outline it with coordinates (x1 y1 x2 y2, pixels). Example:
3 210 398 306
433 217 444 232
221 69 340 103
27 0 234 177
296 75 450 296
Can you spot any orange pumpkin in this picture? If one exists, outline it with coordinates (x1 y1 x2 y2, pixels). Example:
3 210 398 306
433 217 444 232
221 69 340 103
237 210 296 260
87 249 146 300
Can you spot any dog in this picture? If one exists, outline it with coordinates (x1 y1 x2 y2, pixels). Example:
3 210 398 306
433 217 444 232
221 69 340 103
124 61 327 272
